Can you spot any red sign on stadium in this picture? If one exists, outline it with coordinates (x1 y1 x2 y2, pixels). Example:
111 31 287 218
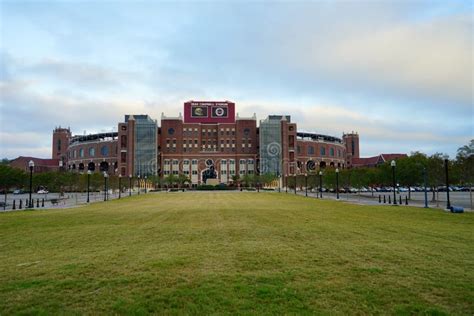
184 101 235 123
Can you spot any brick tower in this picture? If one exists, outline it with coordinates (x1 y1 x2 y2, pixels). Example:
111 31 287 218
52 127 71 166
343 132 359 168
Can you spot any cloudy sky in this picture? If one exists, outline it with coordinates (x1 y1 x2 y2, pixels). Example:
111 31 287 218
0 0 472 159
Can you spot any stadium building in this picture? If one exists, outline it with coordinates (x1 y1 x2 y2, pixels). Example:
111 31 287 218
15 101 386 185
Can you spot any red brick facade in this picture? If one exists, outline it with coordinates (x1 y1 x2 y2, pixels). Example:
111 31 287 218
12 101 385 184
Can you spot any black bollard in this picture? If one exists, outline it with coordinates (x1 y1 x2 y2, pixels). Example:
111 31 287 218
42 199 44 207
19 200 23 209
37 199 40 208
388 195 391 204
405 196 408 205
12 200 16 210
379 195 381 203
399 195 402 205
25 199 28 207
383 195 386 204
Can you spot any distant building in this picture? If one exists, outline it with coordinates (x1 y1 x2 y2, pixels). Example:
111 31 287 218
9 156 60 173
352 154 408 168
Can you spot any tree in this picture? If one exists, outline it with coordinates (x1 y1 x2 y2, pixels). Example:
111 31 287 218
426 153 445 201
457 139 474 159
0 165 27 209
176 174 190 189
164 174 178 188
231 174 240 186
257 173 276 187
396 152 427 199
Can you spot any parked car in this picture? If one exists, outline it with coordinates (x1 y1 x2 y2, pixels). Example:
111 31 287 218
37 189 49 194
13 189 25 194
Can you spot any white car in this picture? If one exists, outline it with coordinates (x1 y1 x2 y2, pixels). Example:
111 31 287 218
37 189 49 194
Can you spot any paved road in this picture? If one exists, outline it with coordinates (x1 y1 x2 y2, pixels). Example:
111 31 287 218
286 189 473 211
0 190 144 211
2 189 472 212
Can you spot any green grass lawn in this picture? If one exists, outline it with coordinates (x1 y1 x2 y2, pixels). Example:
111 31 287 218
0 192 473 315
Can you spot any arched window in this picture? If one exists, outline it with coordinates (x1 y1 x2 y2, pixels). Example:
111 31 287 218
320 147 326 156
330 148 335 156
79 148 84 158
89 147 95 157
101 146 109 156
88 162 95 171
307 146 315 155
100 161 109 172
57 139 61 151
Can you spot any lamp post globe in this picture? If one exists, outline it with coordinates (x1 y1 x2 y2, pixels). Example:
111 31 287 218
391 160 397 205
336 168 340 200
28 160 34 208
87 170 92 203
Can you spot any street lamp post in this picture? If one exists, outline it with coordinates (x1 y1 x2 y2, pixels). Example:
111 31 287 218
118 174 122 199
294 174 297 195
319 171 323 198
391 160 397 205
137 175 141 195
129 174 132 196
285 175 288 193
278 174 281 193
423 167 428 208
87 170 91 203
28 160 34 208
103 172 108 201
336 168 340 200
144 175 147 194
444 157 451 210
305 173 308 197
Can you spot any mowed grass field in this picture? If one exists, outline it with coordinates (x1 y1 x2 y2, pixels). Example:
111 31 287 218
0 192 473 315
